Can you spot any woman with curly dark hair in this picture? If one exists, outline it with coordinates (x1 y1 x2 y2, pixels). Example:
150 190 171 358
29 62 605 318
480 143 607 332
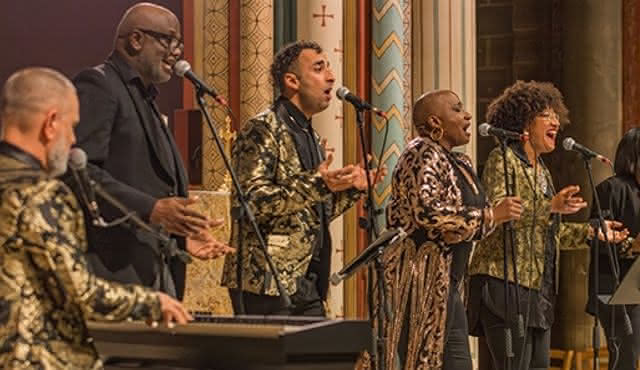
467 80 628 369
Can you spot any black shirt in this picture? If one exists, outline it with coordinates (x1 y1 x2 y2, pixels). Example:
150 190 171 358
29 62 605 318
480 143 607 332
277 97 332 297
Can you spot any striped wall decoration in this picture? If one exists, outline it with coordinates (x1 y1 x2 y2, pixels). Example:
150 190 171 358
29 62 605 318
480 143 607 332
371 0 411 226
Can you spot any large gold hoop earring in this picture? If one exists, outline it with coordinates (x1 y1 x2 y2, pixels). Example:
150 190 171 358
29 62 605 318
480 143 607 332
430 126 444 141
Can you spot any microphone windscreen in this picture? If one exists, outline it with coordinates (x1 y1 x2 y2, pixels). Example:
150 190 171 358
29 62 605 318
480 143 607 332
562 137 575 151
69 148 87 170
173 60 191 77
478 123 491 137
336 86 349 100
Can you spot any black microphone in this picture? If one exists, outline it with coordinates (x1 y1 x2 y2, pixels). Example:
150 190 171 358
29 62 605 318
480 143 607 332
562 137 612 165
174 60 227 105
478 123 529 142
330 227 407 286
69 148 104 225
336 87 386 117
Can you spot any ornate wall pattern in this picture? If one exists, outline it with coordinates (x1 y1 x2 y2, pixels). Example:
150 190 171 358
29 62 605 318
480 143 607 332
201 0 231 191
182 0 234 315
297 0 345 319
182 191 233 314
371 0 411 226
240 0 274 125
402 0 413 139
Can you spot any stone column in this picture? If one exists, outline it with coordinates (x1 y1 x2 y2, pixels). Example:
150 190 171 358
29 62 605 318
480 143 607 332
549 0 622 353
412 0 477 162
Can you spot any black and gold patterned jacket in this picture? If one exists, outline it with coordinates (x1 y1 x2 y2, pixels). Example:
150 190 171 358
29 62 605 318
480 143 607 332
382 136 495 369
0 142 162 369
221 101 362 297
469 145 590 290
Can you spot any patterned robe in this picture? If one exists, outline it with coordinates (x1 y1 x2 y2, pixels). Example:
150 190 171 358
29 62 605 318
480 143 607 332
0 143 161 369
221 104 362 297
383 136 495 369
469 145 590 290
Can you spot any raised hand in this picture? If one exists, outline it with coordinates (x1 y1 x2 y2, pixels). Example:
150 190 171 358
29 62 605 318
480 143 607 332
352 155 387 191
595 220 629 243
551 185 588 215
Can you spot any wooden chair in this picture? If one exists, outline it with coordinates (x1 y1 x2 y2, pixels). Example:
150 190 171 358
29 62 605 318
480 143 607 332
549 349 574 370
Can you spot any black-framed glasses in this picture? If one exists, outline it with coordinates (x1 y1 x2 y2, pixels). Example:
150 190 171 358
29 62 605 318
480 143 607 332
137 28 184 52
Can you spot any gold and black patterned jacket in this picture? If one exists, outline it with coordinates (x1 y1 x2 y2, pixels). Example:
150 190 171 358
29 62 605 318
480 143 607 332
382 136 495 369
469 145 590 290
0 142 162 369
221 101 362 297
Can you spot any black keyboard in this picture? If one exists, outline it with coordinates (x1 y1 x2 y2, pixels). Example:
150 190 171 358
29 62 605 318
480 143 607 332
89 315 372 370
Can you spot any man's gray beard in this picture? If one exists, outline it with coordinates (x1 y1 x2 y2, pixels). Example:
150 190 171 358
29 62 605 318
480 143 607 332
47 138 69 177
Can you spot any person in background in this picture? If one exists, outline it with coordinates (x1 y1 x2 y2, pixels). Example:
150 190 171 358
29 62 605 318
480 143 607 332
587 127 640 370
71 2 231 300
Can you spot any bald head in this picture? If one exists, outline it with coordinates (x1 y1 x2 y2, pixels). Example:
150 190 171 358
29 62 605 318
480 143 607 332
113 3 182 86
115 2 178 47
1 67 75 133
412 90 457 136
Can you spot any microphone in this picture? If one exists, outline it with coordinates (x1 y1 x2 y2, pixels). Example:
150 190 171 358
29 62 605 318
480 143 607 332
478 123 528 142
69 148 104 225
336 87 386 117
174 60 227 105
562 137 612 165
330 227 407 286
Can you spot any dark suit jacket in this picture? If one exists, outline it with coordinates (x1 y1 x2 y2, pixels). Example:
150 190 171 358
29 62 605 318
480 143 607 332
587 175 640 313
71 52 189 299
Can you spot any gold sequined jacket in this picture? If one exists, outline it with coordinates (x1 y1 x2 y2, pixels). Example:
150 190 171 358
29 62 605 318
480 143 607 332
221 104 362 297
382 136 495 370
469 145 590 290
0 143 162 369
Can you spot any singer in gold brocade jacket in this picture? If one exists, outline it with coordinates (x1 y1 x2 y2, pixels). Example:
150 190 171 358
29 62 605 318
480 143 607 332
0 68 191 369
222 41 379 316
382 90 523 370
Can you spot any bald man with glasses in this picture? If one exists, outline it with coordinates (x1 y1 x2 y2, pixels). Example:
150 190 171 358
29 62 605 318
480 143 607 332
69 2 231 301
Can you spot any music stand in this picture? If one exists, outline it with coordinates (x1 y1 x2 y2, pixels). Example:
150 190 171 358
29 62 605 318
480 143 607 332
603 256 640 305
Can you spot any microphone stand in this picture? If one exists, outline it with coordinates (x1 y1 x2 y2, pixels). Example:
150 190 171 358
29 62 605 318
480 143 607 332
355 108 388 370
582 155 628 370
194 88 291 310
498 139 524 370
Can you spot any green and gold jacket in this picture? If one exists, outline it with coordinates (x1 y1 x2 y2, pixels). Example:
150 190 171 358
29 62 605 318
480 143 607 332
0 142 162 369
469 145 590 290
221 101 362 297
